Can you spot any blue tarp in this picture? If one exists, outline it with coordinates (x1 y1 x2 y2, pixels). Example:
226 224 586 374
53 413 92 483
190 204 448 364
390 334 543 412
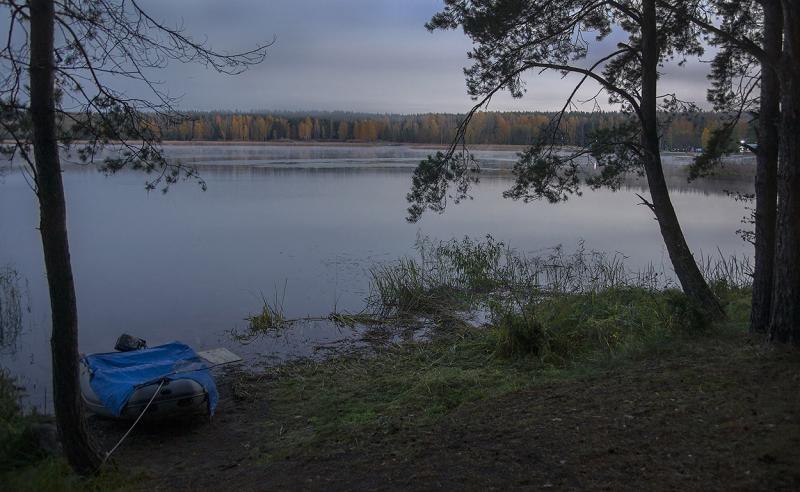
83 342 218 417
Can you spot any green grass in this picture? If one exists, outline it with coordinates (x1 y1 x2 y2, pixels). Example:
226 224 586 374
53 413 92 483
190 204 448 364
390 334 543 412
0 368 48 473
240 237 755 462
2 237 756 484
1 459 132 492
491 287 711 364
251 282 752 463
0 370 129 491
255 333 535 461
366 236 751 362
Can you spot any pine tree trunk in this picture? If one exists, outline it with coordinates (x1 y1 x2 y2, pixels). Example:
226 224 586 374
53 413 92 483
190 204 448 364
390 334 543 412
29 0 101 474
769 0 800 345
640 0 725 319
750 1 782 334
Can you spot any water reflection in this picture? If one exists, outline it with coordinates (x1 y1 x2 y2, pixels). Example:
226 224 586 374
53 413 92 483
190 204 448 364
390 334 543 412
0 145 754 410
58 143 756 176
0 267 28 354
58 160 755 200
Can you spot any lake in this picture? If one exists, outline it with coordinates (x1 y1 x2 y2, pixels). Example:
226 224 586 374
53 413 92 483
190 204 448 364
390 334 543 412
0 144 754 410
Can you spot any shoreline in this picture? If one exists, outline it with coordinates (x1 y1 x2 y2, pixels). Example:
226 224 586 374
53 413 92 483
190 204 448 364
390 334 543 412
157 139 757 158
3 238 789 490
0 138 758 161
11 287 796 491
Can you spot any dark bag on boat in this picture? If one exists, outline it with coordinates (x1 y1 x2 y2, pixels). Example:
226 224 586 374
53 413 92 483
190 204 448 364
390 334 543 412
114 333 147 352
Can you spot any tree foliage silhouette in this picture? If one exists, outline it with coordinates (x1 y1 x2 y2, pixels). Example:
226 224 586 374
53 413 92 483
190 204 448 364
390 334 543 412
409 0 723 318
0 0 269 473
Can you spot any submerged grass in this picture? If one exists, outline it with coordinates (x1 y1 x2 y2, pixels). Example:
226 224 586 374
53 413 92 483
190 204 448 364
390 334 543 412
233 286 389 343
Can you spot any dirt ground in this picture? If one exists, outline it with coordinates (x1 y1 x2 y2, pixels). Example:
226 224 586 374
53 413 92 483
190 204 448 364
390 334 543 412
93 338 800 491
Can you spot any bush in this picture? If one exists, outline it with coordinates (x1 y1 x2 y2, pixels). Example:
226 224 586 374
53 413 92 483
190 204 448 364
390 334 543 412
490 287 723 365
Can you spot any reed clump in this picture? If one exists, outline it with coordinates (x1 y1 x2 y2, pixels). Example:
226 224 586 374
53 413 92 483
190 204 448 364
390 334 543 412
368 235 752 361
234 288 388 343
236 236 752 362
0 267 25 351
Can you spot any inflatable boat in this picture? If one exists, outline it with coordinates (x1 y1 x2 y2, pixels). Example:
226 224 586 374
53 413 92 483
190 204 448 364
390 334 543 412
80 340 219 420
80 362 210 420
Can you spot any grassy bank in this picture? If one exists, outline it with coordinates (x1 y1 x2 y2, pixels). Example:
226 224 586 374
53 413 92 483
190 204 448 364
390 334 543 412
247 289 750 461
252 324 797 490
237 237 755 463
3 238 766 489
104 295 797 491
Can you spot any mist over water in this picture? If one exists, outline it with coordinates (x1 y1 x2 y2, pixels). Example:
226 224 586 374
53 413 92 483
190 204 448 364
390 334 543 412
0 145 753 410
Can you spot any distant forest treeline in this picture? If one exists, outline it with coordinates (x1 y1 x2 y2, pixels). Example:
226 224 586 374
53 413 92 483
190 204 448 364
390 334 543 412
156 111 755 151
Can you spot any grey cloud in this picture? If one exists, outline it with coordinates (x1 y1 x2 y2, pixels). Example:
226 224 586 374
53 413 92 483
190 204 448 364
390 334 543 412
74 1 716 112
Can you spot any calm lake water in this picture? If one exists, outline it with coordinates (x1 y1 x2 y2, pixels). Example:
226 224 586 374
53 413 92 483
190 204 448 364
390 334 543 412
0 144 753 410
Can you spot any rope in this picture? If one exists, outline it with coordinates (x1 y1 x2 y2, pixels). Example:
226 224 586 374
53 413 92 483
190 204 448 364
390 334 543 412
97 356 238 469
100 378 165 468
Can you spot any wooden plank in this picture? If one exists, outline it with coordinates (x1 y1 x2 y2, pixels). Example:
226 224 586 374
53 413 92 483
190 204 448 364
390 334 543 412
197 347 242 366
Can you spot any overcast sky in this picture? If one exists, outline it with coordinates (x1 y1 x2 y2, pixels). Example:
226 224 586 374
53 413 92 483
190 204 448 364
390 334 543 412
121 0 714 113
